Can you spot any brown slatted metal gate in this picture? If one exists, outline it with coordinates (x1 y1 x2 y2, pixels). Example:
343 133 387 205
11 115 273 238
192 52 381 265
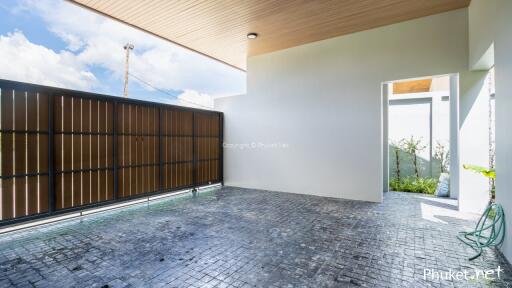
54 94 115 209
195 113 221 186
0 79 223 225
0 89 49 220
161 109 194 190
117 103 160 198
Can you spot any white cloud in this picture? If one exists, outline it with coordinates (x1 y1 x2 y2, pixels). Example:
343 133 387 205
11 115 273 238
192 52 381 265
55 31 84 52
177 90 214 108
17 0 246 100
0 31 97 90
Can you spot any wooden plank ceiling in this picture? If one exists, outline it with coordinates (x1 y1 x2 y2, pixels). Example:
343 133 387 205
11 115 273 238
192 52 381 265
393 79 433 94
69 0 470 71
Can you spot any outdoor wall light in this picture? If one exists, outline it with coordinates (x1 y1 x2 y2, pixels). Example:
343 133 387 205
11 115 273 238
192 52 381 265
247 32 258 39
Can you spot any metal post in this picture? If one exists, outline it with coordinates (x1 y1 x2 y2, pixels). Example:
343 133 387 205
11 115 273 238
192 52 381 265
219 113 224 186
159 107 163 192
123 44 134 98
192 112 197 193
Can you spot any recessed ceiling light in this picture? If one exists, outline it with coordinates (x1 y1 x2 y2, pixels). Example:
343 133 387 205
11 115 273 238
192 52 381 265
247 33 258 39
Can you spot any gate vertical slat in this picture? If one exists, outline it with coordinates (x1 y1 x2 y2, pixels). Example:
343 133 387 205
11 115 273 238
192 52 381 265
48 93 55 214
113 102 118 200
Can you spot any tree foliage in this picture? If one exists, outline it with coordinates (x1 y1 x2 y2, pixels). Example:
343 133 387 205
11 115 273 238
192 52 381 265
401 136 426 178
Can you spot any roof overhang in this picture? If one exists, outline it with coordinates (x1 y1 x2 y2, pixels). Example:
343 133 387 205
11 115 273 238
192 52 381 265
69 0 470 71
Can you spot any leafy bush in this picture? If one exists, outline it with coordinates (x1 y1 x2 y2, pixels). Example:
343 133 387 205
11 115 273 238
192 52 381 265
389 177 438 194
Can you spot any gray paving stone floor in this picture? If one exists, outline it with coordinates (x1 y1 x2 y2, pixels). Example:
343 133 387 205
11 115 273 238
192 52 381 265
0 187 511 287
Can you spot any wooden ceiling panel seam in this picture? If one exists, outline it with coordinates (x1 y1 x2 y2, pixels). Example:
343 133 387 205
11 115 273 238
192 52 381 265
111 1 161 20
145 0 271 37
91 0 124 13
86 0 104 7
135 0 217 30
101 1 167 24
96 0 131 15
88 0 200 28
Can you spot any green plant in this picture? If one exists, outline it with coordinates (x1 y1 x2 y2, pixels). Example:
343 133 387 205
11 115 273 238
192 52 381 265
463 164 495 179
390 140 403 181
402 136 426 178
463 164 496 199
433 141 450 173
389 177 437 194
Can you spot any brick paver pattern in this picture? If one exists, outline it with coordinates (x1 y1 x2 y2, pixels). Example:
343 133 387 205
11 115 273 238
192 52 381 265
0 187 511 287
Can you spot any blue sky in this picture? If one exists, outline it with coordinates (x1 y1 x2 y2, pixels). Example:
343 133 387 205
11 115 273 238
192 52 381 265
0 0 246 108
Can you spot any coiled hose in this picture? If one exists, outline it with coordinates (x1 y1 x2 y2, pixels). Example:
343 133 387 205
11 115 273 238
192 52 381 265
457 203 505 261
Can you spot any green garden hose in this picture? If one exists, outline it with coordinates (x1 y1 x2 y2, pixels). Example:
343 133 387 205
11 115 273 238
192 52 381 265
457 203 506 261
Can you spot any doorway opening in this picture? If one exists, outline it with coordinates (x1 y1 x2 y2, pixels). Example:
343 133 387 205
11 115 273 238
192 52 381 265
382 74 458 199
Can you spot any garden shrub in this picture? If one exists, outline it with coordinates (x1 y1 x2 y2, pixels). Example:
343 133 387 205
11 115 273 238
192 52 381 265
389 177 438 194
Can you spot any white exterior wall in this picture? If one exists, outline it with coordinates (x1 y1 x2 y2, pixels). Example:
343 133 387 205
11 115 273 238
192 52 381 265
468 0 496 70
388 99 432 178
455 0 498 214
215 9 469 202
495 0 512 265
388 94 450 180
465 0 512 262
458 71 491 213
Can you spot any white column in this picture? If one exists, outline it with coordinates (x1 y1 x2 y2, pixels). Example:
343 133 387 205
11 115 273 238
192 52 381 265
449 74 460 200
382 83 390 192
495 0 512 263
459 71 491 213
